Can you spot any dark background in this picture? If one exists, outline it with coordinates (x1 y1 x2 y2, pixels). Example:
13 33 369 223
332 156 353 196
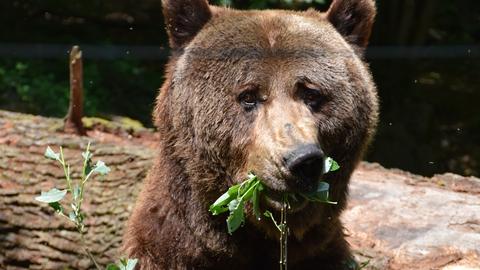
0 0 479 177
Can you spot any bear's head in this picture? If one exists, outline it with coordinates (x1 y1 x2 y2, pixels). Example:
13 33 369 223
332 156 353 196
156 0 378 239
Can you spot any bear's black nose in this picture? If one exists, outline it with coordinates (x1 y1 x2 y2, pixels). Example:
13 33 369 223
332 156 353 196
285 144 325 190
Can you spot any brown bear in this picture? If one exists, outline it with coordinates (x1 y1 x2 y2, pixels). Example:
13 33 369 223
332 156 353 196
124 0 378 269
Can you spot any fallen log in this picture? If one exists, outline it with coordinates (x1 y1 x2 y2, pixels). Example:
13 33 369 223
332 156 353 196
347 163 480 269
0 110 479 269
0 111 154 269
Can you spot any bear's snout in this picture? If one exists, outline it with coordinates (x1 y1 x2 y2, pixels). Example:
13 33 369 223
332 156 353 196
284 144 325 192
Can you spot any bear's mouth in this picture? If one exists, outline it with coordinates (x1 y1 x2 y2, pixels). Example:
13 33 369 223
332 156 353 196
263 187 308 213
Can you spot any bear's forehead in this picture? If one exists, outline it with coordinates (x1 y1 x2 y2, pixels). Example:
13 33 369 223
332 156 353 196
186 10 353 63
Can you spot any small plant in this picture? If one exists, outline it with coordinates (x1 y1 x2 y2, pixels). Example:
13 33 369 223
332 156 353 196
105 258 139 270
35 143 137 270
209 157 340 269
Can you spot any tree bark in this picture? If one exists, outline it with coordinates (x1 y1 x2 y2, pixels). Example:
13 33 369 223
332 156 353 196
64 46 86 135
1 110 153 269
1 110 479 270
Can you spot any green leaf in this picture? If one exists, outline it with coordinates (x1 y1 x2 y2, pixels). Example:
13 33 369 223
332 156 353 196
85 159 93 176
209 192 232 215
238 177 256 198
35 188 67 203
109 258 138 270
264 210 281 232
82 147 93 176
342 257 360 270
301 182 330 202
105 264 120 270
93 160 111 175
246 172 256 180
317 181 330 192
76 211 85 223
69 211 76 222
44 146 60 161
81 150 92 161
72 185 81 201
330 160 340 172
48 202 63 213
227 199 245 234
227 183 241 197
209 184 240 215
324 157 340 173
239 180 257 202
324 157 333 173
251 183 262 220
228 198 239 212
124 259 138 270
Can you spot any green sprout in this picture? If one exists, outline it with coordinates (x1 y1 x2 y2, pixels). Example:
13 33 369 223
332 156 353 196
36 143 137 270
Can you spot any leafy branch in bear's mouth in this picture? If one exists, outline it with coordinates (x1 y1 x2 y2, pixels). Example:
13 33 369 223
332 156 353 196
209 157 340 269
209 172 264 233
35 143 138 270
209 157 340 233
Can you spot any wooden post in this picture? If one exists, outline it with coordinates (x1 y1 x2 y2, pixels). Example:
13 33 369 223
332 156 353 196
64 45 86 135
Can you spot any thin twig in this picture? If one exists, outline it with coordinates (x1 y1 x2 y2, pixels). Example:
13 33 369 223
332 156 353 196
80 231 102 270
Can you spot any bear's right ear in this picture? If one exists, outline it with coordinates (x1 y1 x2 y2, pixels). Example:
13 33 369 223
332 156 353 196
162 0 212 49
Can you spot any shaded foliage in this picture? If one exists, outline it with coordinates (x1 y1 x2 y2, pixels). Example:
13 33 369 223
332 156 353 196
0 59 163 124
369 59 480 176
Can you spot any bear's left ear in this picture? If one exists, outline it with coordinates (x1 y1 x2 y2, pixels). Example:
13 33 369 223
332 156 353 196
326 0 376 49
162 0 212 49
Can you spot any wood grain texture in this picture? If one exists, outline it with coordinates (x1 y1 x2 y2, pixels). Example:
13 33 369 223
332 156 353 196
0 111 153 269
1 110 479 269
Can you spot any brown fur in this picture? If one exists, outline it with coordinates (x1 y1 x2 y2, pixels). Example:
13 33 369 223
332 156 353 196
124 0 378 269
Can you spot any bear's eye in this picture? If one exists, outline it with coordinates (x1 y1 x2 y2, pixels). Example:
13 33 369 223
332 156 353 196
238 90 259 111
298 84 326 112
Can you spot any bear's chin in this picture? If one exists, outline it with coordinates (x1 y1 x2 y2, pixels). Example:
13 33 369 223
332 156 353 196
248 202 324 241
263 189 309 213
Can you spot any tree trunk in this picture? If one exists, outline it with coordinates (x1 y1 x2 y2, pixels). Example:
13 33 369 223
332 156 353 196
64 45 86 135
